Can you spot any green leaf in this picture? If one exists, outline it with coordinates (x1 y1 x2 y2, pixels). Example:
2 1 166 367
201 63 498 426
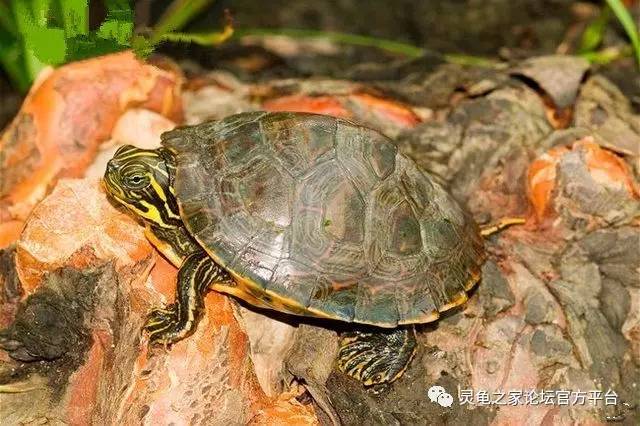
131 34 155 58
0 38 31 92
605 0 640 67
54 0 89 37
97 19 133 46
579 6 610 53
2 0 228 91
96 0 134 46
104 0 132 9
28 26 67 64
11 0 48 85
0 2 18 36
30 0 54 26
11 0 35 33
66 34 128 61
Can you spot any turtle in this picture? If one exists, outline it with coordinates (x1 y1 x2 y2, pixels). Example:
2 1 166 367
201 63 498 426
103 111 490 387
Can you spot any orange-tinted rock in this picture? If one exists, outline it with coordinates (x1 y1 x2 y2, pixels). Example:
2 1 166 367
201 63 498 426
0 51 183 233
527 137 638 220
263 95 352 118
262 93 421 128
262 91 421 135
116 268 313 425
183 71 256 124
110 108 177 148
85 109 176 180
117 292 265 424
15 178 153 294
623 290 640 365
6 174 318 424
249 387 319 426
66 329 110 425
0 220 23 249
346 93 421 128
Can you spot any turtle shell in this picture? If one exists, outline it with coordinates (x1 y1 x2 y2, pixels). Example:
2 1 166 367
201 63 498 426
162 112 485 327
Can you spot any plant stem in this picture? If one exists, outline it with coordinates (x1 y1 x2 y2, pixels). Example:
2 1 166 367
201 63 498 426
234 27 502 68
149 0 214 45
234 27 425 58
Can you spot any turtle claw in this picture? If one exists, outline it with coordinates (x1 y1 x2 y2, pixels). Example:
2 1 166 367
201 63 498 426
145 305 177 329
337 327 417 387
368 383 390 395
143 304 186 345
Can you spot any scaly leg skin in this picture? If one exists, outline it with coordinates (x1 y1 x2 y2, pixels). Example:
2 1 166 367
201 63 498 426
144 249 233 345
337 326 417 388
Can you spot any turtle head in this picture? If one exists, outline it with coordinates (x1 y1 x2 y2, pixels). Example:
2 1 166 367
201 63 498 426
104 145 181 228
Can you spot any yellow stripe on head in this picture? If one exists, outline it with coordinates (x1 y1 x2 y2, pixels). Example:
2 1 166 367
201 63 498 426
103 145 182 228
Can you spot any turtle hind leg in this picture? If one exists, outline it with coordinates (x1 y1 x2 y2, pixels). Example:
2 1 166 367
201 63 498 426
337 326 417 387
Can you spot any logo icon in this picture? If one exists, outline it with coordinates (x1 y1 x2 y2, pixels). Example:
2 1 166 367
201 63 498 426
428 385 454 408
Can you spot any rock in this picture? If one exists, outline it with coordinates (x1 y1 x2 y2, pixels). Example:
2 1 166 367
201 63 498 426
622 289 640 364
527 136 639 223
510 55 590 109
0 221 23 250
523 287 558 325
396 83 552 219
183 71 256 124
574 76 640 156
0 263 152 425
182 74 422 138
382 63 509 111
263 95 352 119
599 278 630 331
15 179 153 294
548 277 627 387
578 227 640 288
262 86 421 137
0 51 183 245
1 177 318 425
84 108 176 180
285 324 340 425
0 247 22 328
286 324 338 386
3 52 640 425
476 260 516 317
248 386 319 425
235 306 298 397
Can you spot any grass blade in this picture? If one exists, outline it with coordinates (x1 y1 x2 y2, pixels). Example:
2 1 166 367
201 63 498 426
605 0 640 67
150 0 214 45
579 6 611 53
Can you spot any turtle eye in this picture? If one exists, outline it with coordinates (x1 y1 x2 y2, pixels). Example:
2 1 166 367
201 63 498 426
124 173 149 189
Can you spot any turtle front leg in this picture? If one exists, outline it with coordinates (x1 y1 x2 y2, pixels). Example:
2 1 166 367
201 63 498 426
144 249 232 345
337 326 417 387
